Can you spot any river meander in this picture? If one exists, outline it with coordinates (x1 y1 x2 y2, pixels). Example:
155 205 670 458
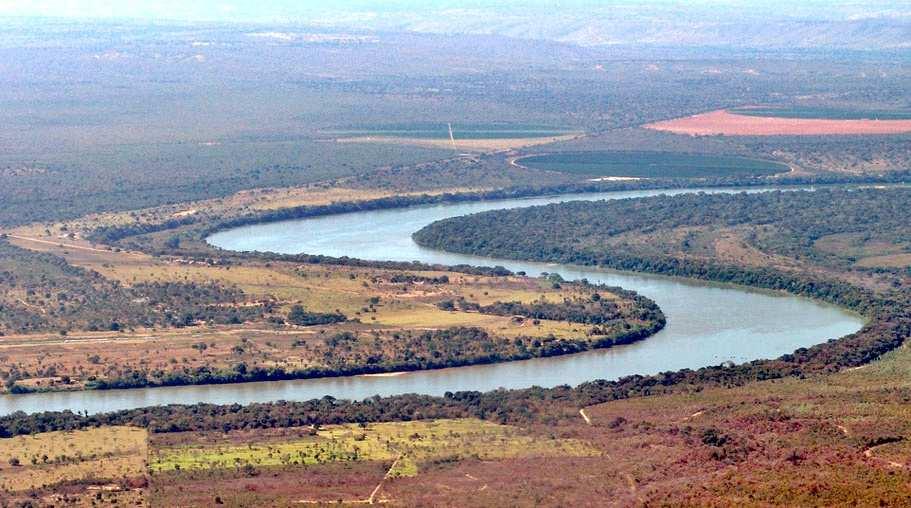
0 186 864 415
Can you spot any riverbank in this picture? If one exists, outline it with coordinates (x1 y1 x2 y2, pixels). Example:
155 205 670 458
1 184 868 415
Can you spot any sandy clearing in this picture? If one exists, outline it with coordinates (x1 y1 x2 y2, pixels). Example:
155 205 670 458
855 253 911 269
6 234 124 254
644 109 911 136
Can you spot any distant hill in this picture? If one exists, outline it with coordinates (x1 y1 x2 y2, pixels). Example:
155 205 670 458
3 1 911 51
341 5 911 51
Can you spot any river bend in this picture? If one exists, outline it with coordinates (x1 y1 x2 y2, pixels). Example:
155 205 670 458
0 187 864 415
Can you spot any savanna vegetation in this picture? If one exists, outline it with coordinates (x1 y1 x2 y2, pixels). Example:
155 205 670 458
0 234 663 394
0 239 269 336
7 19 911 229
4 339 911 505
0 426 148 507
5 17 911 506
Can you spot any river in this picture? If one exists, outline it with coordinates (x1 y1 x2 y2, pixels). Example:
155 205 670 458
0 186 864 415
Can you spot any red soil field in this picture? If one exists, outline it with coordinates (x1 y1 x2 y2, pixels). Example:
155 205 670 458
645 109 911 136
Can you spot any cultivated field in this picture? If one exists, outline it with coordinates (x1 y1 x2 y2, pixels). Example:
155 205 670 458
336 134 579 152
329 123 577 140
645 109 911 136
331 122 581 151
728 106 911 120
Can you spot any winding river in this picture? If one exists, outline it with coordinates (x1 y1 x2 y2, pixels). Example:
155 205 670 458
0 187 864 415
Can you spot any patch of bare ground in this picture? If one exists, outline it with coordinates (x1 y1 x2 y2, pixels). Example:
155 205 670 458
645 109 911 136
149 463 388 507
711 232 797 268
855 253 911 269
385 456 631 508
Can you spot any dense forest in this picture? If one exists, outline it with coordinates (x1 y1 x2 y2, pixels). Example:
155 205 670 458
413 187 911 275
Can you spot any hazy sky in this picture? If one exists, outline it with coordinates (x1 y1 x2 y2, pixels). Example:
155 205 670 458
2 0 909 23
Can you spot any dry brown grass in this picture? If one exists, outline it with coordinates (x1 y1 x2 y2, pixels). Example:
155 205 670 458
0 426 148 492
0 240 629 390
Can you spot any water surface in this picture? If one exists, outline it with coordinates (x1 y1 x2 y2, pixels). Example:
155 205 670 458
0 187 864 415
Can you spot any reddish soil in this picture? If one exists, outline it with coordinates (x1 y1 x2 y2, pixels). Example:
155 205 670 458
644 109 911 136
150 463 388 507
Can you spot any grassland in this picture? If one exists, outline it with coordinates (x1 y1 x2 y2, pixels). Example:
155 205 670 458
571 343 911 506
517 151 789 179
0 228 656 392
5 19 911 506
149 418 598 505
0 426 148 506
394 187 911 506
376 343 911 506
4 186 911 505
151 419 597 475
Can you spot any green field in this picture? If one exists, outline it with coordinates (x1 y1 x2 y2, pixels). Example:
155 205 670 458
729 106 911 120
329 122 577 139
151 419 598 476
518 151 789 178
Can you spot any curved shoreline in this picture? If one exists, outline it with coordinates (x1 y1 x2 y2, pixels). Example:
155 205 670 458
0 185 872 415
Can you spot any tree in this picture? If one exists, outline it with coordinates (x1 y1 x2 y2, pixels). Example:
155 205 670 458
288 305 308 324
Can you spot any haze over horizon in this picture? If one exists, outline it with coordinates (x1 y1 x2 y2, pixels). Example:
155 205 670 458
3 0 911 49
